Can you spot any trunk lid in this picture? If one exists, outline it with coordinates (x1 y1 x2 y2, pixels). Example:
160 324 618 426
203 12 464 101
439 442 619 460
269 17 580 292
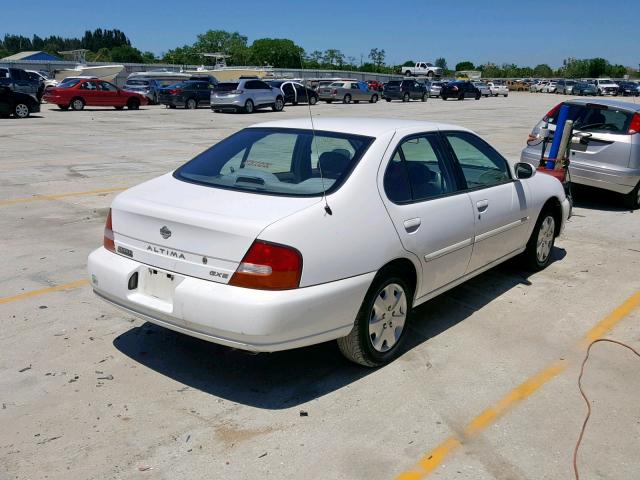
110 173 320 283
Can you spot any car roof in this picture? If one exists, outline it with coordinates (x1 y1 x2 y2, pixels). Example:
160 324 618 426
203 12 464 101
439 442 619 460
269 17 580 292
565 98 640 112
248 117 469 137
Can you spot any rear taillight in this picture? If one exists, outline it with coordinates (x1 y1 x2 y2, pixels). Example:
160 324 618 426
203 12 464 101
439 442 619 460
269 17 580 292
104 208 115 253
543 103 562 122
229 240 302 290
332 89 338 95
169 89 182 95
230 89 244 94
628 113 640 135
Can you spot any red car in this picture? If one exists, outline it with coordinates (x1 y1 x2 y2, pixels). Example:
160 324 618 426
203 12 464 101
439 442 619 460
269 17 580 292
367 80 384 92
43 78 148 111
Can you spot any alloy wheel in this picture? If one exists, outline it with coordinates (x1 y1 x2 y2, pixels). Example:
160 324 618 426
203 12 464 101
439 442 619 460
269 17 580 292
14 103 29 118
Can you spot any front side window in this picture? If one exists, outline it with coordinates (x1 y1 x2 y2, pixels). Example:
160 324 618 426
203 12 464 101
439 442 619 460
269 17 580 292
175 128 374 196
444 132 511 189
99 81 118 92
80 81 97 90
384 135 456 203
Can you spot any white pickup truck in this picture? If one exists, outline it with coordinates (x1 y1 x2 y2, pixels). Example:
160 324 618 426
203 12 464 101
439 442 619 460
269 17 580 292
402 62 443 78
487 81 509 97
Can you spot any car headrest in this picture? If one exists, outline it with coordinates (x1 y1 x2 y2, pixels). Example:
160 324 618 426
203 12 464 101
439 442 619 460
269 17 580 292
318 151 350 179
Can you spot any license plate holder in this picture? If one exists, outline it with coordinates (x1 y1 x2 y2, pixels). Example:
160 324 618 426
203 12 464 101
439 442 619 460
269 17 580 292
143 268 176 303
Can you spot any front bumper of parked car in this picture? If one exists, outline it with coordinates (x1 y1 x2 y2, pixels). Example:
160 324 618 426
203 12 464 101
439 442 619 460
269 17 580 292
88 247 374 352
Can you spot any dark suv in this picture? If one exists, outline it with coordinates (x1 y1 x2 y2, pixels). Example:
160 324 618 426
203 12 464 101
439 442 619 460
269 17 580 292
382 80 428 102
158 80 216 109
440 81 481 100
0 67 41 100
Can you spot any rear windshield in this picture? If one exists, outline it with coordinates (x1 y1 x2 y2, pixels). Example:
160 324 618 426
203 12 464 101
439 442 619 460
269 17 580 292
214 83 239 91
58 79 81 88
329 82 345 87
550 103 634 134
126 80 149 86
174 128 374 197
386 81 401 87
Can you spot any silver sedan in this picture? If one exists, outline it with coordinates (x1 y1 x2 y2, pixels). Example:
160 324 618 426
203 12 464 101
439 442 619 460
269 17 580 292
318 81 379 104
473 82 491 97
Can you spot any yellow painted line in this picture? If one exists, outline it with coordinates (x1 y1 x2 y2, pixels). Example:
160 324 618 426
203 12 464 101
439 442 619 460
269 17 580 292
395 289 640 480
0 279 89 305
0 187 126 207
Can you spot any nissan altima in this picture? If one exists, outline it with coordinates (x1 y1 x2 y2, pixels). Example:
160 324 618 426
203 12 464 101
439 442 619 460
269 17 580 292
88 118 570 366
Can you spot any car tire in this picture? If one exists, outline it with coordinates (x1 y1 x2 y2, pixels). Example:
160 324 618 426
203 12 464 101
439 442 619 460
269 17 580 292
127 98 140 110
427 71 434 78
522 209 557 271
623 182 640 210
244 99 254 114
402 92 410 102
57 104 69 111
13 103 30 119
475 93 481 100
354 100 360 104
70 97 85 111
337 272 413 367
325 100 333 104
343 94 351 104
168 105 176 109
114 106 124 110
185 98 197 109
370 94 378 103
404 71 412 76
504 94 508 97
421 93 426 102
385 98 391 102
441 95 448 101
457 93 464 101
272 96 284 111
309 95 318 105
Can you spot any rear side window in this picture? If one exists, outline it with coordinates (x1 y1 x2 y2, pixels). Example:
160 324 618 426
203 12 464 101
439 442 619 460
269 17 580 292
214 83 239 91
384 134 456 203
175 128 374 197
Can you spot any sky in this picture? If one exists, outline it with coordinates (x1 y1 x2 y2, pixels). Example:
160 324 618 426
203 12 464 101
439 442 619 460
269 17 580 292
1 0 638 69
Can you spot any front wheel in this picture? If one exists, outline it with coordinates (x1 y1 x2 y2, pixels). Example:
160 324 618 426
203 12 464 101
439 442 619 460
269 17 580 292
127 98 140 110
185 98 197 109
272 96 284 111
403 92 410 102
522 211 556 271
441 95 448 101
475 93 481 100
385 98 391 102
343 94 351 104
421 93 426 102
309 95 318 105
14 103 30 118
370 94 378 103
337 274 413 367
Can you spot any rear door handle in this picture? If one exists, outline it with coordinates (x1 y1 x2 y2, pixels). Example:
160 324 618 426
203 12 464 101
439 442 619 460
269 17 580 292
476 200 489 212
403 218 421 233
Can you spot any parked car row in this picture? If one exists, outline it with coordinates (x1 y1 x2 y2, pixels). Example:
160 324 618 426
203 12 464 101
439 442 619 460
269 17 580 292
531 78 639 96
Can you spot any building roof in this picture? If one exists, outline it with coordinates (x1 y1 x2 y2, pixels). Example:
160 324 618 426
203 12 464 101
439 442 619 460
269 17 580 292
1 51 61 61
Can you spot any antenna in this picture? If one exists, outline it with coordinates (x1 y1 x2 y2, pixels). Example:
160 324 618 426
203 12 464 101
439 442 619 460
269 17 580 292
299 52 332 215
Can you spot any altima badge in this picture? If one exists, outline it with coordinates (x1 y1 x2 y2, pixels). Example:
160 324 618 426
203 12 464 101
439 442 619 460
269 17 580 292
160 226 172 239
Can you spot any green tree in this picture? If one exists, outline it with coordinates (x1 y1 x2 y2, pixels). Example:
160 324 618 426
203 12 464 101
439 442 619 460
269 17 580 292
435 57 448 71
141 51 157 64
194 30 249 65
533 64 553 77
250 38 304 68
110 45 144 63
455 61 475 71
402 60 415 67
86 47 112 62
368 48 386 72
588 58 608 78
323 49 345 68
162 45 201 65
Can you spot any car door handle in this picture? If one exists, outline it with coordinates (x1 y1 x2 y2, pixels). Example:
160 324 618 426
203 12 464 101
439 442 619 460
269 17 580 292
403 218 421 233
476 200 489 212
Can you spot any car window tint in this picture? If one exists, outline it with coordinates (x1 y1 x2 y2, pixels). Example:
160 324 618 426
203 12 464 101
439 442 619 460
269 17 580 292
383 152 412 203
312 136 356 170
99 82 117 92
574 107 633 134
445 132 510 188
243 133 297 174
398 135 455 200
80 81 97 90
255 81 271 89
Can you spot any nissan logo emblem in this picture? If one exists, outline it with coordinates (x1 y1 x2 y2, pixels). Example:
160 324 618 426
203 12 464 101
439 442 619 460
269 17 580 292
160 226 172 239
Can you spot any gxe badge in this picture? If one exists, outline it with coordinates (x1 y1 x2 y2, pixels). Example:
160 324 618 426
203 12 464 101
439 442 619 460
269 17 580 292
160 226 171 239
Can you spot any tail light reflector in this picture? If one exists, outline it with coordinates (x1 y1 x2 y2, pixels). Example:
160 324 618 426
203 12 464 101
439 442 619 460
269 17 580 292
628 113 640 135
230 89 244 94
229 241 302 290
169 89 182 95
104 208 115 253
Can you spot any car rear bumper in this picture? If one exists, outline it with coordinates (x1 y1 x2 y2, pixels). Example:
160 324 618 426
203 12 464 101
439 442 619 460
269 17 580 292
521 149 640 194
88 247 373 352
158 96 185 107
211 96 245 108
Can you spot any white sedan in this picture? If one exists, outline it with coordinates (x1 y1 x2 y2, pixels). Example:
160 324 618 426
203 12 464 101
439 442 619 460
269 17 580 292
88 118 570 366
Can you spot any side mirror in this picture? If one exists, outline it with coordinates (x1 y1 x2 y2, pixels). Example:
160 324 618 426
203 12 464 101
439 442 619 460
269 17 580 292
514 162 535 179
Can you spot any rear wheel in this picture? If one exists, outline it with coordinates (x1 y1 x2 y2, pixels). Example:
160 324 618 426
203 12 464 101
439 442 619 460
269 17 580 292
475 93 481 100
441 95 448 101
337 273 413 367
402 92 410 102
309 95 318 105
421 93 426 102
343 94 351 104
127 98 140 110
185 98 197 109
385 98 391 102
522 210 556 271
244 99 254 113
14 103 30 118
114 106 124 110
623 182 640 210
427 71 434 78
325 100 333 104
404 71 412 76
272 96 284 111
70 97 84 111
457 92 464 101
370 94 378 103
